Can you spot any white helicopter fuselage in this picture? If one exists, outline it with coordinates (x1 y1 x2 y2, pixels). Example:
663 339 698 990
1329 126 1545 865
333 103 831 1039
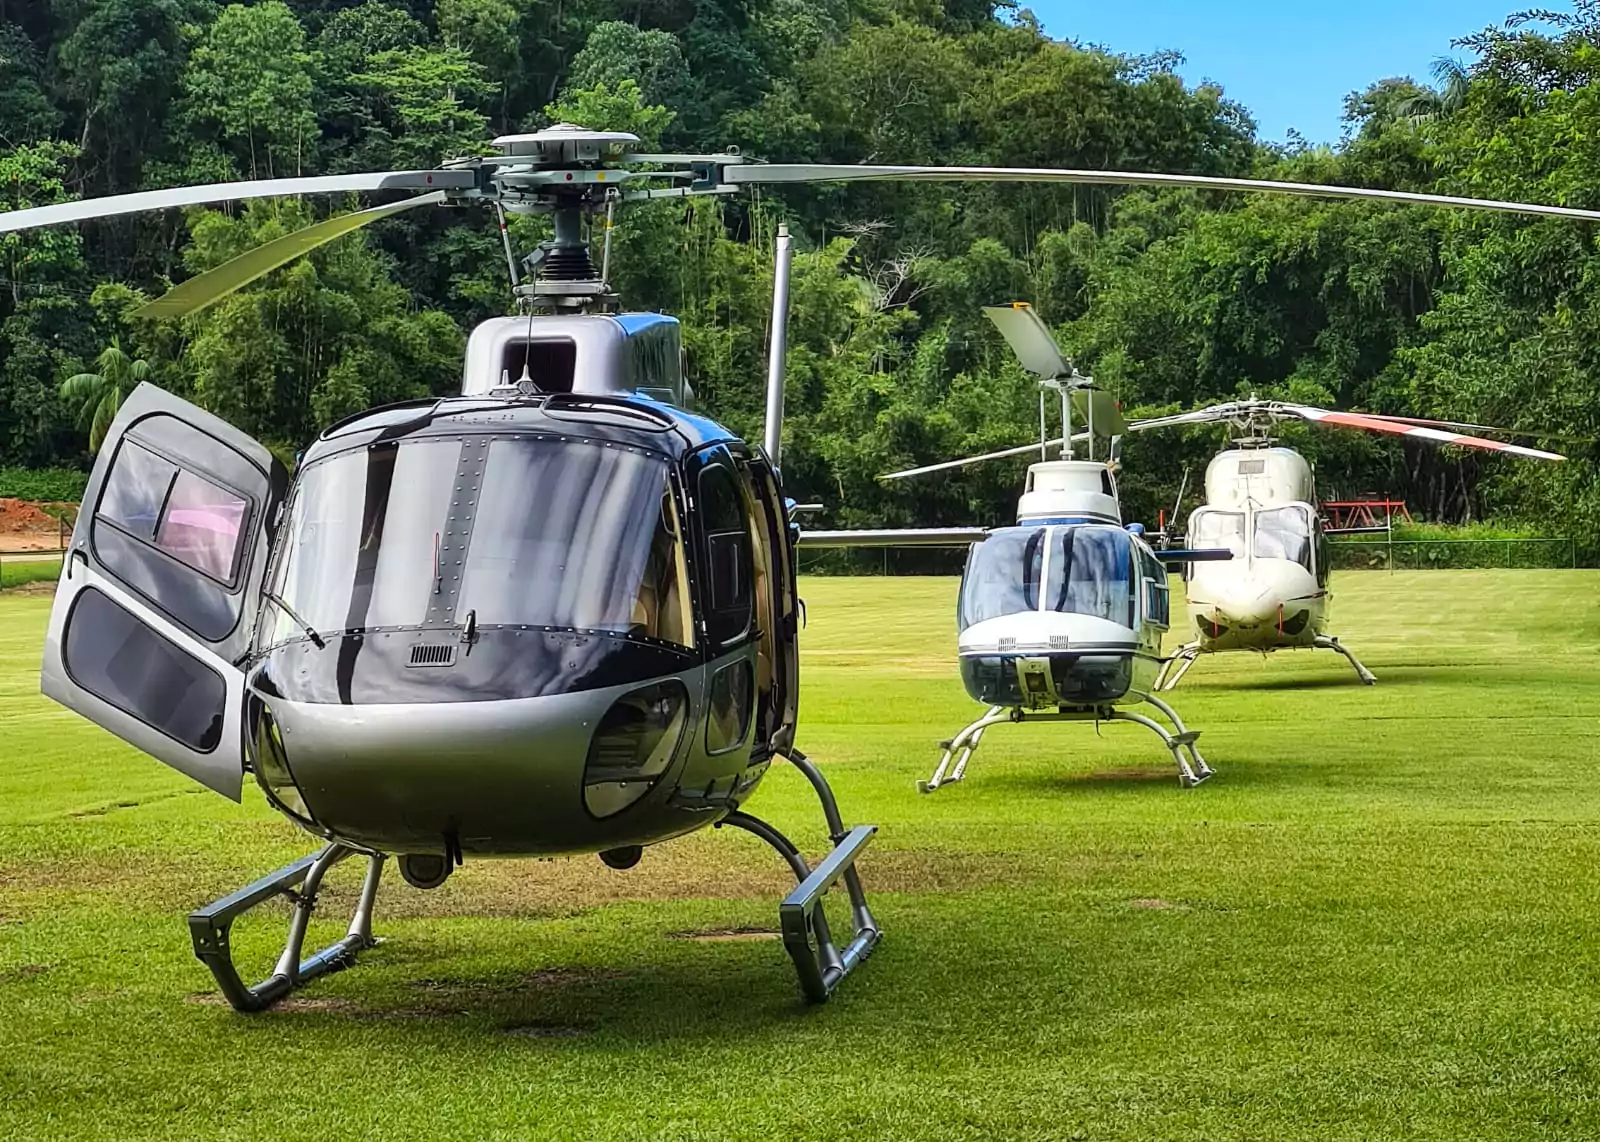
955 462 1173 711
1179 447 1330 654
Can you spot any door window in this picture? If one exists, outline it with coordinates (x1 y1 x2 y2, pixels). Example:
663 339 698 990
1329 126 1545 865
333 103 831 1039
62 588 226 752
95 439 251 587
706 658 753 754
698 462 753 645
1139 548 1170 626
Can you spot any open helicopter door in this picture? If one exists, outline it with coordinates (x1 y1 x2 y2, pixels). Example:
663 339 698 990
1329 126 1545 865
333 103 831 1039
40 383 288 800
742 455 799 756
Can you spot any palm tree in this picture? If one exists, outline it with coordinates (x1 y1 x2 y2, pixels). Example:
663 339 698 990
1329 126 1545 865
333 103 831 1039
60 339 153 453
1395 57 1473 125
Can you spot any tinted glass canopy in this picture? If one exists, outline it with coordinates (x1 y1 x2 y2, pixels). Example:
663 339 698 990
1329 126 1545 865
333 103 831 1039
262 436 691 648
959 525 1134 631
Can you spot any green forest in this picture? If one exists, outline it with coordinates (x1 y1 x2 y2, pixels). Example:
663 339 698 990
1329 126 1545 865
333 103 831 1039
3 0 1600 549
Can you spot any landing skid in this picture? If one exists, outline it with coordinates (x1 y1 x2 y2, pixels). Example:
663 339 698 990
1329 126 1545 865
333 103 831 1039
189 843 385 1013
719 749 881 1003
1315 634 1377 684
1157 636 1377 690
919 695 1213 793
190 751 879 1012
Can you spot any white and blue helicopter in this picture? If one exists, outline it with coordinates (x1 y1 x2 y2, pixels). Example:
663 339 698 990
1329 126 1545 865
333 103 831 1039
816 304 1233 792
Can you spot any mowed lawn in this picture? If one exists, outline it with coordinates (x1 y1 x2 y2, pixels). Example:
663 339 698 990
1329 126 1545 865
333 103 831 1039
4 571 1600 1139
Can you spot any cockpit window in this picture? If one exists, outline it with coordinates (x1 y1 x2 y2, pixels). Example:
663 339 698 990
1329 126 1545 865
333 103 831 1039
959 525 1133 630
1191 509 1245 556
958 528 1046 630
263 437 691 648
265 439 462 644
1253 505 1312 569
459 439 688 644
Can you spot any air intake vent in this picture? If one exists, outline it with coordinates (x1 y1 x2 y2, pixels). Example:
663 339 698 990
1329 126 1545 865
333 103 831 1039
408 643 457 668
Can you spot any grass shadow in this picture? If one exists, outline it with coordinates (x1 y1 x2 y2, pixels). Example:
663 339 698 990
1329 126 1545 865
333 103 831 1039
1211 664 1521 692
186 944 854 1044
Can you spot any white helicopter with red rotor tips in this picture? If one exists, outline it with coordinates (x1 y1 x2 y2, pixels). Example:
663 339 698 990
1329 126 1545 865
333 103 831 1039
1134 399 1566 689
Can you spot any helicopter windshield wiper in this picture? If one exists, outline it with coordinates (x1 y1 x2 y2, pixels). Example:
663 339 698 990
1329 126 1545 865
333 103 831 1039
264 590 326 649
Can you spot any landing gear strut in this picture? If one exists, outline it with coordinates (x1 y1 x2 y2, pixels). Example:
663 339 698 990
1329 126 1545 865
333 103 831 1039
189 844 384 1013
919 697 1213 792
1156 641 1203 691
1315 634 1377 684
717 749 880 1003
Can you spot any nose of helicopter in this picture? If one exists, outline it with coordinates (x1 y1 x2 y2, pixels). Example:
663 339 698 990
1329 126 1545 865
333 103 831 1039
1196 559 1318 641
251 673 723 857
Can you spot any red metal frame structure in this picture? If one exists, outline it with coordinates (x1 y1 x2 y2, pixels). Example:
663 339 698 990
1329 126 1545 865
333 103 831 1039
1322 499 1412 529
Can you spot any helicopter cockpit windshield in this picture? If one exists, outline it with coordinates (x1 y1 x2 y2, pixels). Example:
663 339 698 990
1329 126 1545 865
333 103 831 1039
262 436 692 649
959 525 1134 631
1190 509 1246 557
1252 505 1313 569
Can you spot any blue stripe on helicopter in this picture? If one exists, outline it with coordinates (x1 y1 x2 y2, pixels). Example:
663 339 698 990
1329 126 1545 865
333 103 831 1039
1017 515 1119 526
1157 548 1235 563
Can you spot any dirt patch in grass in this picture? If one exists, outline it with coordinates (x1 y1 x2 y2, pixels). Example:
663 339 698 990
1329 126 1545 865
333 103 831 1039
502 1020 592 1039
1127 898 1183 910
186 992 363 1015
0 963 53 983
0 830 1057 926
666 927 780 942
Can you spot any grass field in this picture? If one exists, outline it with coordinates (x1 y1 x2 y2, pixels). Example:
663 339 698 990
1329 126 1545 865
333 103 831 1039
4 571 1600 1139
0 556 60 591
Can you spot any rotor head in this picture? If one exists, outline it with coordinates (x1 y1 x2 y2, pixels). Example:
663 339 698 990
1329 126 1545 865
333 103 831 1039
490 126 640 167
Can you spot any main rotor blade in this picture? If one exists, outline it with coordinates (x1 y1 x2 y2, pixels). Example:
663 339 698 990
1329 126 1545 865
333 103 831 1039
878 434 1090 481
725 164 1600 223
0 171 475 234
1280 403 1566 460
1356 412 1592 445
134 192 448 319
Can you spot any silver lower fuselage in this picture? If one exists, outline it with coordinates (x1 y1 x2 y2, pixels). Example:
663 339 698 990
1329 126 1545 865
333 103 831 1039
248 638 767 857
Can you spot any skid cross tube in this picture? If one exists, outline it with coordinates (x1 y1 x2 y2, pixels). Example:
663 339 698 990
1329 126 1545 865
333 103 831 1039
922 700 1214 791
188 843 385 1012
719 807 880 1004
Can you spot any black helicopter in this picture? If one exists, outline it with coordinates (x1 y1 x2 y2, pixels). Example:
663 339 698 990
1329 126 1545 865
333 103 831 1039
12 126 1600 1014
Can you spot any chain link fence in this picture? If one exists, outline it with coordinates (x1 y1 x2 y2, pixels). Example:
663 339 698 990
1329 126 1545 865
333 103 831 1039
1327 537 1577 571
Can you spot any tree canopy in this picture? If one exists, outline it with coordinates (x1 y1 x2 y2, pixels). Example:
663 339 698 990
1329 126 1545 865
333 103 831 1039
3 2 1599 552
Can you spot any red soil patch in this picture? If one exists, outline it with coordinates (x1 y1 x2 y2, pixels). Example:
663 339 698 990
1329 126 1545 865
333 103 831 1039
0 498 60 533
0 499 70 550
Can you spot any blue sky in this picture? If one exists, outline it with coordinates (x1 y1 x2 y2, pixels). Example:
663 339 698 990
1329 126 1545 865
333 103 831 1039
1024 0 1540 144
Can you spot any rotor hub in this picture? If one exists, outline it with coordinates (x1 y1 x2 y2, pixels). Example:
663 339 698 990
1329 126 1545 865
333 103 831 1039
492 125 639 167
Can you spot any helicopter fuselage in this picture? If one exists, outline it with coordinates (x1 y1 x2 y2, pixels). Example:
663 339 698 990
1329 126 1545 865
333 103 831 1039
42 385 802 861
956 521 1171 710
1178 447 1331 655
